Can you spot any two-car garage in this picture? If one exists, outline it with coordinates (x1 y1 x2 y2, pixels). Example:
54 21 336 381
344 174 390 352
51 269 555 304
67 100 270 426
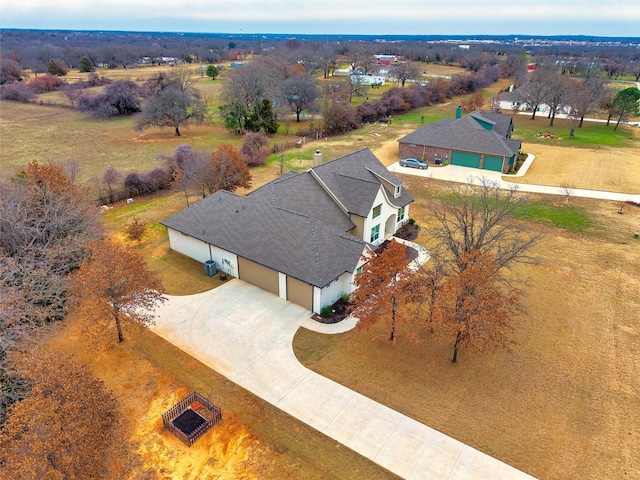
450 151 505 172
450 151 481 168
237 256 313 311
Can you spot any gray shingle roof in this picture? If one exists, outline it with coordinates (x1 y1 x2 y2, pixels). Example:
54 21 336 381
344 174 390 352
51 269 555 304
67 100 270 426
162 148 411 288
248 171 356 232
162 191 366 288
311 148 414 216
398 111 520 157
468 110 513 138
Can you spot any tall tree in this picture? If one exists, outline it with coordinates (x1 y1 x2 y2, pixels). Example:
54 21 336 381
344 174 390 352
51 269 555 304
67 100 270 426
568 77 605 128
427 177 541 275
220 101 250 135
612 87 640 130
137 86 207 136
315 43 337 79
245 98 279 134
352 240 416 343
72 239 166 343
515 65 553 120
429 251 522 363
222 58 285 110
0 161 99 420
544 71 572 127
282 75 320 122
205 143 252 195
103 166 121 204
78 56 94 72
598 88 618 126
162 143 209 204
391 62 419 88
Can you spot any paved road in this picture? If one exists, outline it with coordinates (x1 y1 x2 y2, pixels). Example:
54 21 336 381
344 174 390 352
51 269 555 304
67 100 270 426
389 158 640 204
151 279 536 480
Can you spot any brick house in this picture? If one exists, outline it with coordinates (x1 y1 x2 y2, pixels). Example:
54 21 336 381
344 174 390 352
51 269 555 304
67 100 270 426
397 110 522 173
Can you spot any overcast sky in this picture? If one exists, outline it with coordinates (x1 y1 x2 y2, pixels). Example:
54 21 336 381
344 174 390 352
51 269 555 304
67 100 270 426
2 0 639 37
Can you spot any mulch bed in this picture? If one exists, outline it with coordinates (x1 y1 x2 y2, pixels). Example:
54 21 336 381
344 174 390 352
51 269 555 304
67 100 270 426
311 297 354 324
393 223 420 241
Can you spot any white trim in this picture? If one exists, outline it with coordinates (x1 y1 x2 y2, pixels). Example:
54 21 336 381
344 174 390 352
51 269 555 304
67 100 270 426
278 272 287 300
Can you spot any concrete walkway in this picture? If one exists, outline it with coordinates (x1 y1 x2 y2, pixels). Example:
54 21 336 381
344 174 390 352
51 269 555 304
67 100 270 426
150 279 536 480
388 161 640 204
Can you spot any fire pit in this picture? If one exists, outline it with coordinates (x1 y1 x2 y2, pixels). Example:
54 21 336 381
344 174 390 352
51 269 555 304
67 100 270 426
162 392 222 446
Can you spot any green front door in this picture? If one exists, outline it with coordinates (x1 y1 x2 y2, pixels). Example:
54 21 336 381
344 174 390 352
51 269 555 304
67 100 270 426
451 151 481 168
483 155 504 172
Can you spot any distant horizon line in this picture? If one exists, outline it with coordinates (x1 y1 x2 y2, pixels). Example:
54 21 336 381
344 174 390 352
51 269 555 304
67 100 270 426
2 27 639 41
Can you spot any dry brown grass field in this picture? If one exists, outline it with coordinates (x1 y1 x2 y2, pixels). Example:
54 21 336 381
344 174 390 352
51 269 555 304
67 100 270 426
295 178 640 480
510 142 640 193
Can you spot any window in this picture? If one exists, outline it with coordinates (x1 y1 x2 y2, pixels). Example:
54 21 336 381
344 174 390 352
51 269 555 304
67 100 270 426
370 224 380 243
372 204 382 219
356 266 363 274
395 185 401 197
397 206 406 223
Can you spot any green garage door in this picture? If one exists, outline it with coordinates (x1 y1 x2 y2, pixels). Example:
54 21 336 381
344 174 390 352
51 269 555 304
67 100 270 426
451 151 481 168
483 155 504 172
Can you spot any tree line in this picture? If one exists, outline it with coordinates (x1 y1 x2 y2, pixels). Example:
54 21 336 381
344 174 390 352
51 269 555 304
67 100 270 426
0 161 165 425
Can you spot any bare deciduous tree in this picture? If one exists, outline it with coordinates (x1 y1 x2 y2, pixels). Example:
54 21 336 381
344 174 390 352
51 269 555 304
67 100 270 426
103 166 121 204
428 176 542 275
72 239 166 343
391 62 419 88
282 75 320 122
559 181 577 205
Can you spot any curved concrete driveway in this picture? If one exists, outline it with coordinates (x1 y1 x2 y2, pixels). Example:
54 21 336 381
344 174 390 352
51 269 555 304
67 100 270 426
151 279 535 480
389 160 640 204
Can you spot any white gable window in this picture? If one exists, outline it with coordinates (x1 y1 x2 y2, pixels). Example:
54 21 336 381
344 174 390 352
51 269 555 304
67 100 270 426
397 206 406 223
395 185 401 197
370 224 380 243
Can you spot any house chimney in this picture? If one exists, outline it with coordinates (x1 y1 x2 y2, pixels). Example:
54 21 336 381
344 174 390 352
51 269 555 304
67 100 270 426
313 150 323 167
455 105 462 119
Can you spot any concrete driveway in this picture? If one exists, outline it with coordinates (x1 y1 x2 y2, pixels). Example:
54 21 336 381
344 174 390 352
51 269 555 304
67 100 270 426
389 160 640 204
150 279 535 480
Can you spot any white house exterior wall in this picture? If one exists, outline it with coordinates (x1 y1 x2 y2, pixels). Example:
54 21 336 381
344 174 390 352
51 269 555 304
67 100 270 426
317 246 370 312
362 187 404 245
319 271 354 311
167 228 238 277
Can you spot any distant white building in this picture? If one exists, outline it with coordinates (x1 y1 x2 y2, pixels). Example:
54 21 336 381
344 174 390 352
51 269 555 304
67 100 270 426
351 74 385 86
498 86 572 116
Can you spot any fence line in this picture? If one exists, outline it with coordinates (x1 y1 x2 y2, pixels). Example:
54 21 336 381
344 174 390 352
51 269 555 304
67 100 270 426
162 392 222 447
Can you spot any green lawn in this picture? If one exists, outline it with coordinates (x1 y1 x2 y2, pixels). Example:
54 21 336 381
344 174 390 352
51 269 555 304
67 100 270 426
514 201 592 232
512 115 636 148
